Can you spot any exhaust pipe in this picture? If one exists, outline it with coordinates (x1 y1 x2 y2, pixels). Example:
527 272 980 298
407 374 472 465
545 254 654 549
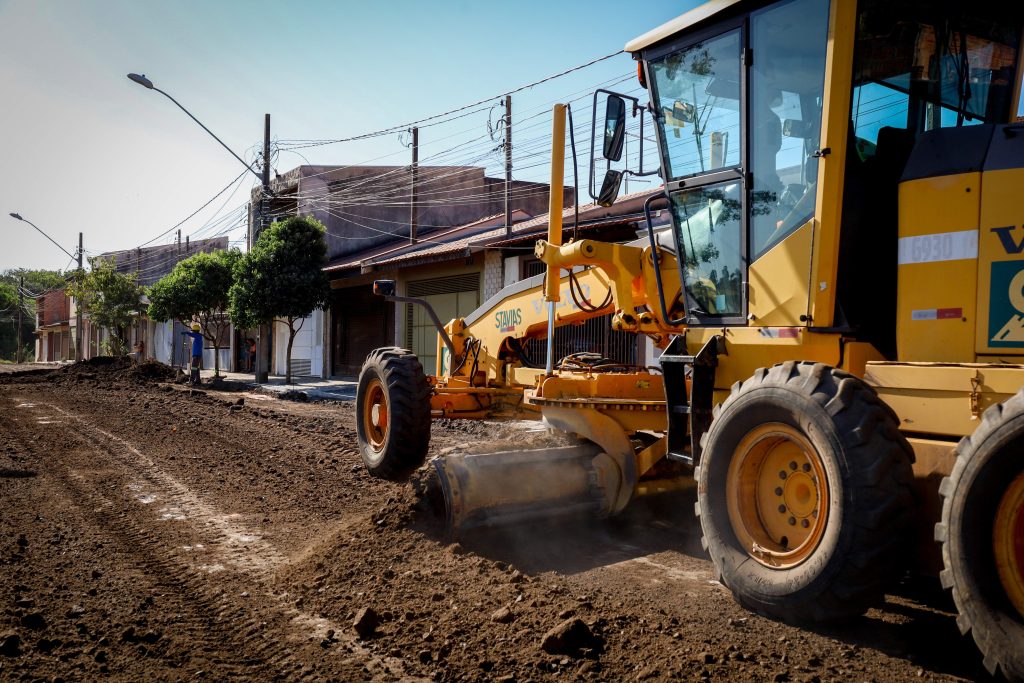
432 442 615 530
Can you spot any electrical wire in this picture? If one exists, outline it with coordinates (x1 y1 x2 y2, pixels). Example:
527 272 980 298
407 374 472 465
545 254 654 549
278 50 626 150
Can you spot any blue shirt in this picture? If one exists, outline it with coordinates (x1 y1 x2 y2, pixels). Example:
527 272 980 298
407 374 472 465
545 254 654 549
183 330 204 356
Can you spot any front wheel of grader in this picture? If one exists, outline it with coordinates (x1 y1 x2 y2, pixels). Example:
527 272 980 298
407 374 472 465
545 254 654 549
355 347 431 481
696 361 916 623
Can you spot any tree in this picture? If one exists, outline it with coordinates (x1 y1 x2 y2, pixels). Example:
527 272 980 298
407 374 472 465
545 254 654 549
67 260 143 356
229 216 329 384
0 283 17 362
0 269 67 362
148 249 240 377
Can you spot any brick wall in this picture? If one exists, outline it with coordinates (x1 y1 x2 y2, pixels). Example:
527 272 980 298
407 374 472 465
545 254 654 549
483 250 503 301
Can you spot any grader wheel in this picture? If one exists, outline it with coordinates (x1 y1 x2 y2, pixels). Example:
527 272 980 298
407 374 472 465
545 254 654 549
356 347 431 481
696 361 915 623
937 391 1024 681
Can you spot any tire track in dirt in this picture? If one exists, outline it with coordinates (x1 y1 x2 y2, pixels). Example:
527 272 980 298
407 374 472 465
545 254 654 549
9 395 426 682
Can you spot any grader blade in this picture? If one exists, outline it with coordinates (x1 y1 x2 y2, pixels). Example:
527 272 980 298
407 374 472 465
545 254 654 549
431 443 615 530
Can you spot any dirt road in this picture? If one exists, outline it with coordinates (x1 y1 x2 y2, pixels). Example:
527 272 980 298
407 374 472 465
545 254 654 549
0 360 992 681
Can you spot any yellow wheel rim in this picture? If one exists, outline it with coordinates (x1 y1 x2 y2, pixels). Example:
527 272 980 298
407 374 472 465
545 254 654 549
726 423 830 569
362 378 389 452
994 470 1024 618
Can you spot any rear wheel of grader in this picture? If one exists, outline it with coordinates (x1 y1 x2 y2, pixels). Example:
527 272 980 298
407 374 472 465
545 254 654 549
356 347 431 481
937 391 1024 681
696 361 915 623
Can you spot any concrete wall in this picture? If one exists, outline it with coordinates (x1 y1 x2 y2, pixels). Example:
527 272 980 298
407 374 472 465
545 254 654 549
272 310 324 379
263 165 564 262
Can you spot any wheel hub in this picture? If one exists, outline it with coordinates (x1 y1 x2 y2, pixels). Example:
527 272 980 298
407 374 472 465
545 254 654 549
362 378 389 451
994 470 1024 618
726 423 829 569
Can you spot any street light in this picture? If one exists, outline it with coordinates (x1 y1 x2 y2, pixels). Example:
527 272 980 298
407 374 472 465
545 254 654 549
127 72 273 382
126 73 260 181
9 213 77 261
8 213 84 362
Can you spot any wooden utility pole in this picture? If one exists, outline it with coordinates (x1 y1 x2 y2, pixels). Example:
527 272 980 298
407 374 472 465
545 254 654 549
410 126 419 244
504 95 512 236
185 235 190 253
76 233 83 361
16 276 23 364
255 114 272 382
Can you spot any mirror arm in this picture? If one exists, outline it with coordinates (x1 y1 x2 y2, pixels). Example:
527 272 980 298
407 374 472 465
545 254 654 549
589 88 643 202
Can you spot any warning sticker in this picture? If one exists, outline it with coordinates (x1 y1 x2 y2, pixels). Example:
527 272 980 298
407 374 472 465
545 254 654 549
911 308 963 321
758 328 799 338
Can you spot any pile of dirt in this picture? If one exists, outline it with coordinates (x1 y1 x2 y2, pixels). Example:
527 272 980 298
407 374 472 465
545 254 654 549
0 357 182 387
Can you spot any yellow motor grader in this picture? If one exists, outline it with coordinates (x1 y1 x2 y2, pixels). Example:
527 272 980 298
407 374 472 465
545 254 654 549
357 0 1024 676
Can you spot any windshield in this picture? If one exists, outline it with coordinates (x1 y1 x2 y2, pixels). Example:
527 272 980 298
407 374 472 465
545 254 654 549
649 29 741 180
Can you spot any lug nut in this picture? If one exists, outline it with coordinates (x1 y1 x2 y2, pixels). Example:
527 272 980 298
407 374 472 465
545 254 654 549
779 471 788 480
802 463 811 472
789 461 798 470
801 519 810 528
774 487 783 496
778 504 786 513
788 517 796 526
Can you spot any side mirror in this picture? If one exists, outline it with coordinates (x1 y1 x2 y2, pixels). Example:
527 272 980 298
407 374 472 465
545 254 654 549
603 96 626 161
372 279 396 297
597 169 624 207
782 118 814 139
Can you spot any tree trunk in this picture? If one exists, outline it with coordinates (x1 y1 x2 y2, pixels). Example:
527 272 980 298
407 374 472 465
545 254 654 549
285 317 296 386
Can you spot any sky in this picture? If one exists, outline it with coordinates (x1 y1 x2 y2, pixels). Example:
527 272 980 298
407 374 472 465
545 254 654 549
0 0 695 273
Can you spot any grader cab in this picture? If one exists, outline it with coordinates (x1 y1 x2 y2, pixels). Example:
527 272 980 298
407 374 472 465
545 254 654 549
356 0 1024 677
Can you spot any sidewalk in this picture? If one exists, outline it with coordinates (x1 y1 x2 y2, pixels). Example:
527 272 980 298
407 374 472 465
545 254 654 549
196 368 358 401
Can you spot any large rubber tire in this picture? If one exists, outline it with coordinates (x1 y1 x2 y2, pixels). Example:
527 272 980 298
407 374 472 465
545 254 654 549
356 347 431 481
936 391 1024 681
696 361 916 623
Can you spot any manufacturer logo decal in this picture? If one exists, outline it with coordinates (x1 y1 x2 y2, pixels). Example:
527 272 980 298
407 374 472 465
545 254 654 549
989 261 1024 347
992 226 1024 255
495 308 522 333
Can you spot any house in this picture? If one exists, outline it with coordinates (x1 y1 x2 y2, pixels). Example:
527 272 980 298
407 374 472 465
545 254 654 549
250 164 570 378
324 187 671 376
80 236 231 368
34 289 72 362
257 179 666 378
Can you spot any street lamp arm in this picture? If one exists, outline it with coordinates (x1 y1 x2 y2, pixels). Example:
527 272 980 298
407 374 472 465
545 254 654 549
151 87 263 181
8 214 77 262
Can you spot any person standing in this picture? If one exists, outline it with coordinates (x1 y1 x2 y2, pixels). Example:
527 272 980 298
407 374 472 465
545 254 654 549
182 323 204 385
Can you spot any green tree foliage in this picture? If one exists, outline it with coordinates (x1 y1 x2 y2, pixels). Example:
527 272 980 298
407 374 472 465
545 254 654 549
68 261 143 356
0 269 67 362
229 216 329 384
148 249 240 377
0 282 18 362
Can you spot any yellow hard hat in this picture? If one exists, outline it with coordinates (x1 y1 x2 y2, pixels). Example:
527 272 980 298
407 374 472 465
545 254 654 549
191 322 201 331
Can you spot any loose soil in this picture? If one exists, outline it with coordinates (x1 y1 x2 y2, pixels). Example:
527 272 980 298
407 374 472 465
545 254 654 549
0 359 993 681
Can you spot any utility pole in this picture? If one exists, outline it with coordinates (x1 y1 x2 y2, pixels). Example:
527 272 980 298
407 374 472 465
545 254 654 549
504 95 513 236
185 235 190 253
262 113 271 233
177 229 182 251
76 233 83 361
409 126 419 244
255 114 272 382
16 276 23 364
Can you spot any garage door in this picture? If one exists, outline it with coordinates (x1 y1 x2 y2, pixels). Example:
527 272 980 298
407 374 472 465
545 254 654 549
332 285 392 377
406 273 480 375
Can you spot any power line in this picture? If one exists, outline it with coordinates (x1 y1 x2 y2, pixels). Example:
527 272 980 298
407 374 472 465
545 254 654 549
135 165 257 249
277 50 626 150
